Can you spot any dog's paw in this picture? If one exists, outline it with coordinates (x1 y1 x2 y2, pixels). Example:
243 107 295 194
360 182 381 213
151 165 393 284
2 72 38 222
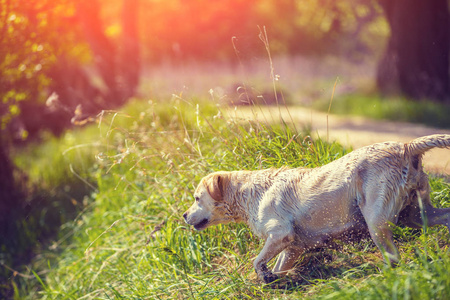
263 272 279 284
256 264 279 284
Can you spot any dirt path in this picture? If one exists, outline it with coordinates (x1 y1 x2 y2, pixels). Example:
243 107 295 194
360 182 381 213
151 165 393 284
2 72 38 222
227 106 450 175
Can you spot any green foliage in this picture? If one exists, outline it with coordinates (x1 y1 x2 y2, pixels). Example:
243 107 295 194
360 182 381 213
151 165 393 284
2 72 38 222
313 94 450 129
10 99 450 299
131 0 386 61
0 0 89 131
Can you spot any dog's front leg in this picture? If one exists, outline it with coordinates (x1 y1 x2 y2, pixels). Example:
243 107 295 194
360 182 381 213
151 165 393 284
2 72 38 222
272 246 303 276
253 232 292 283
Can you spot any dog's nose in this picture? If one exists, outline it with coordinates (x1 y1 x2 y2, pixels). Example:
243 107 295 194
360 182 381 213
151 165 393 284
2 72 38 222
183 212 187 220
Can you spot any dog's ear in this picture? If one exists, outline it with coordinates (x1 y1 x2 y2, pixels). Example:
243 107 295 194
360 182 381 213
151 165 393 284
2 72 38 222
204 172 229 202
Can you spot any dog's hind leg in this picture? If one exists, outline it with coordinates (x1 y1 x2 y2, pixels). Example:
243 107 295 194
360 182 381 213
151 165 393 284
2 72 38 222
360 200 400 266
400 202 450 232
272 246 303 276
400 175 450 232
424 205 450 231
253 232 293 283
369 224 400 266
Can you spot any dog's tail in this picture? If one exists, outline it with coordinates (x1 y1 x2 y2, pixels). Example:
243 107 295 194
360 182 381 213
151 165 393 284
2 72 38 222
405 134 450 169
407 134 450 156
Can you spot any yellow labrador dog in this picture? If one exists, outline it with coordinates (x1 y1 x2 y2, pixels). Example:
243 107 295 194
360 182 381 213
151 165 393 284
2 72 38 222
183 134 450 283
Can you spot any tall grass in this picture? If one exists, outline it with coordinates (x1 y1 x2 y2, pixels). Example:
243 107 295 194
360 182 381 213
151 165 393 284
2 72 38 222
11 97 450 299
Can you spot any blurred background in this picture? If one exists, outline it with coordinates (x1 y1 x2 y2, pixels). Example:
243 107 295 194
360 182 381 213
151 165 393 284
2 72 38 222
2 0 450 145
1 0 450 295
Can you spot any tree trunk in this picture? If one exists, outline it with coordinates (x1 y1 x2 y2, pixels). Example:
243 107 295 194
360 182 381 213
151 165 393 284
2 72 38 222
75 0 140 107
0 132 19 242
75 0 119 106
377 0 450 102
118 0 140 99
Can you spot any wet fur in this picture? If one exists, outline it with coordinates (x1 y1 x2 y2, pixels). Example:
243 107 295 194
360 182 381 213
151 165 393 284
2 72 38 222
183 134 450 283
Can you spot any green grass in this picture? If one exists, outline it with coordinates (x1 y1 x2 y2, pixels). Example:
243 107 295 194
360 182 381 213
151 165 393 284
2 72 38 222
1 123 103 297
9 98 450 299
313 93 450 129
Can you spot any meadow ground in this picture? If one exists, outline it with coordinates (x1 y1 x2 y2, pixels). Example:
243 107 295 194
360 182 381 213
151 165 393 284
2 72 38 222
9 97 450 299
3 55 450 299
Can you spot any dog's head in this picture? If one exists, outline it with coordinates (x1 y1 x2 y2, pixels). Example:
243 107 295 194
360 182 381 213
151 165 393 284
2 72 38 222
183 172 232 231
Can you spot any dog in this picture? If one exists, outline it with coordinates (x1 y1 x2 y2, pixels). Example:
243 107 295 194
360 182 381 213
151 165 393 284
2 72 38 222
183 134 450 283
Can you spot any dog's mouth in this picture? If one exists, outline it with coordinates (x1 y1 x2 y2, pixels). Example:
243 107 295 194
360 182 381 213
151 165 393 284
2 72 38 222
194 218 209 230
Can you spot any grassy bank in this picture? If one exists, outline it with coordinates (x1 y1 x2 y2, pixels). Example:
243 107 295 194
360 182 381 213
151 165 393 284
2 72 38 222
10 98 450 299
1 124 103 297
313 94 450 129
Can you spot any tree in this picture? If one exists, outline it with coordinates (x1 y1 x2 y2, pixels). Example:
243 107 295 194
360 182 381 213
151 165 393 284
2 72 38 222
86 0 141 102
0 0 142 214
0 0 68 232
0 130 19 244
377 0 450 102
49 0 141 115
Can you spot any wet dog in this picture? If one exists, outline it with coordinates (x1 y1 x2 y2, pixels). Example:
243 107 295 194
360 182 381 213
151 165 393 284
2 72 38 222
183 134 450 283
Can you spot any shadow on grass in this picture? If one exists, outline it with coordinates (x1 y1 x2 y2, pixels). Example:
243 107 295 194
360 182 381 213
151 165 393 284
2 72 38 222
263 241 380 292
0 180 93 298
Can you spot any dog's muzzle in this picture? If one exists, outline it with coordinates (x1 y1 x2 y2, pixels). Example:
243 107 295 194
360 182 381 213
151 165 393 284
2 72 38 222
193 218 209 230
183 212 209 230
